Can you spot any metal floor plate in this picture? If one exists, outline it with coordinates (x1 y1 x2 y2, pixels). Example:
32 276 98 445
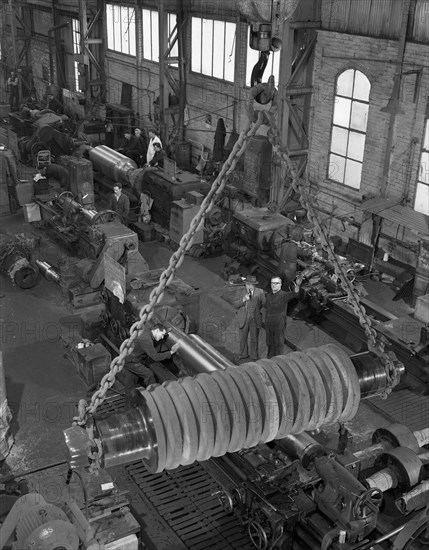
368 387 429 432
97 393 252 549
125 461 251 550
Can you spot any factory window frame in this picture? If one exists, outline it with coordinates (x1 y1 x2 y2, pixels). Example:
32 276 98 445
328 69 370 190
191 17 236 82
141 10 178 64
414 119 429 216
106 4 136 56
245 27 280 87
72 19 82 92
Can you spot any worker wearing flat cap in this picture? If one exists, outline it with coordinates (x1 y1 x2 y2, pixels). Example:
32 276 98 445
233 275 265 362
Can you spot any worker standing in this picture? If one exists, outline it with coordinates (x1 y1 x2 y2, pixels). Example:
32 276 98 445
110 183 130 223
146 129 162 164
6 71 19 112
265 275 302 358
233 275 265 361
133 128 147 167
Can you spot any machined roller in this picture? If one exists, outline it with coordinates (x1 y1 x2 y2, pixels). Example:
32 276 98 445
365 447 424 492
64 343 404 473
89 145 137 185
354 424 429 470
35 261 60 284
395 480 429 515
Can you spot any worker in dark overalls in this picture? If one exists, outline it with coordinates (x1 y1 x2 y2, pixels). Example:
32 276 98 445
109 182 130 224
265 275 302 358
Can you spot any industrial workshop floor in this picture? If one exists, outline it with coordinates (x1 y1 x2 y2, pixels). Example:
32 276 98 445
1 203 428 549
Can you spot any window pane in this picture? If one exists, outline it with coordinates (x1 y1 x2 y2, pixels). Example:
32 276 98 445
142 9 152 59
106 5 115 50
168 13 178 62
347 131 366 161
328 154 346 183
414 183 429 215
201 19 213 76
423 120 429 151
128 8 136 56
419 152 429 184
331 126 348 156
353 71 371 101
151 11 159 62
191 17 202 73
344 159 362 189
212 20 224 79
350 101 368 131
113 6 121 53
122 8 130 54
337 69 354 97
224 21 236 82
333 97 351 127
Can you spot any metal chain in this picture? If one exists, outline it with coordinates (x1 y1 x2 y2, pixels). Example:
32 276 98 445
73 111 265 427
265 112 398 392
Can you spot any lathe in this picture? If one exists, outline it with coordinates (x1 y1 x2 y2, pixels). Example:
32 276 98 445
33 191 149 310
223 208 429 391
88 145 211 229
63 326 429 550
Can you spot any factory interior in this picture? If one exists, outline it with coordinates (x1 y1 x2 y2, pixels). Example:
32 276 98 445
0 0 429 549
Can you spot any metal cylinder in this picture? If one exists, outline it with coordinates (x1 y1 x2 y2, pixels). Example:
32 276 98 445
83 344 400 473
80 208 97 222
35 260 60 284
351 351 398 398
0 234 39 289
160 326 230 373
276 433 324 469
56 194 82 213
365 468 398 492
395 480 429 515
89 145 137 185
354 423 428 469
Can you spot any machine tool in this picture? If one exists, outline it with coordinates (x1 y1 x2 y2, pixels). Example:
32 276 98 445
33 191 148 296
63 325 428 549
0 479 140 549
89 145 211 230
223 207 429 389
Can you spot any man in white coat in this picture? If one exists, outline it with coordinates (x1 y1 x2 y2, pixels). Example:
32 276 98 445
146 130 162 164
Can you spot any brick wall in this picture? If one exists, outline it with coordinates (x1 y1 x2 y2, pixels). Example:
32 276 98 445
308 29 429 263
28 37 53 100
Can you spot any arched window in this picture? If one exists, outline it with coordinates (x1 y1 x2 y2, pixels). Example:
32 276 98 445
328 69 371 189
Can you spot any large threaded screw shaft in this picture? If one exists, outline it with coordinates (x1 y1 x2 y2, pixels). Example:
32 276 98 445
91 344 399 473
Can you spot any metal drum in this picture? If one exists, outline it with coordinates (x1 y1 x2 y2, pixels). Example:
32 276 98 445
89 145 137 185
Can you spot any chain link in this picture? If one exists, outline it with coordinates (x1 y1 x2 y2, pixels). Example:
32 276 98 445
265 111 396 394
73 85 397 466
73 111 265 429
